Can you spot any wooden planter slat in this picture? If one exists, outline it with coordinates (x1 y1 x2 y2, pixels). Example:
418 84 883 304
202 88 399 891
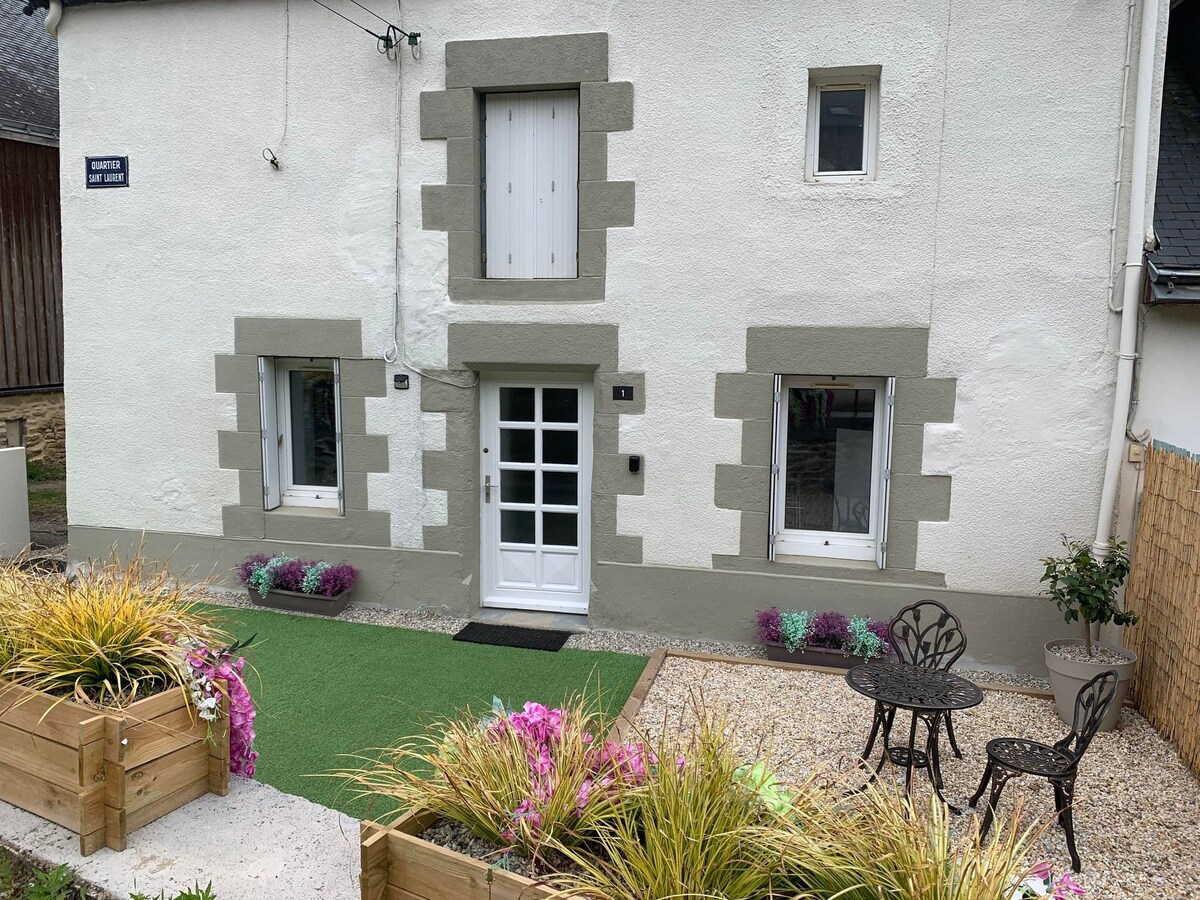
0 678 231 855
0 683 104 746
0 720 81 789
360 813 555 900
118 705 203 768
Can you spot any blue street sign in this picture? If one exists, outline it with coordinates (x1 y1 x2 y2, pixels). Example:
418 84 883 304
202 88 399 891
85 156 128 189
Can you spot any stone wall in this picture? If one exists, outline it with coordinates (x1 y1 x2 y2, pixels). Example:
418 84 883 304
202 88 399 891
0 390 66 467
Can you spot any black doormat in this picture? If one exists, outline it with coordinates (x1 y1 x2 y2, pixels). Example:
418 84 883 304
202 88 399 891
452 622 572 652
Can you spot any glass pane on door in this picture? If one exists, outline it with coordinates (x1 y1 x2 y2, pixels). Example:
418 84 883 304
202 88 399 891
784 387 875 533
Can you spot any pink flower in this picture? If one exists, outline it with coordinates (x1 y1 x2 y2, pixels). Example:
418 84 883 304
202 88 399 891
576 778 594 810
1028 862 1053 882
1053 873 1085 898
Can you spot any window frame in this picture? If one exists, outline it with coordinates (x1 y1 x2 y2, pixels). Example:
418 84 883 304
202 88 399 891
805 71 879 182
260 356 344 512
770 375 894 564
481 89 581 281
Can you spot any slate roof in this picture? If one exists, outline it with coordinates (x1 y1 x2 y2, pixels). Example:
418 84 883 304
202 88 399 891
1151 61 1200 272
0 1 58 140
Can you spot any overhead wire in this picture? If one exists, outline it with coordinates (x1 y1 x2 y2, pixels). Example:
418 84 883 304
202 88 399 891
262 0 290 168
381 0 474 387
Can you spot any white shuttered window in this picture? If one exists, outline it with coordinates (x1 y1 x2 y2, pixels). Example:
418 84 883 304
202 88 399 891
484 90 579 279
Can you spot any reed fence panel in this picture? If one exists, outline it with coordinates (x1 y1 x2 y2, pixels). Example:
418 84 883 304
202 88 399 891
1124 445 1200 775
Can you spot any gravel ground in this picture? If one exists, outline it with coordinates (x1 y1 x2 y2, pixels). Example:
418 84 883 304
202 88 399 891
1050 644 1135 665
421 817 583 881
633 656 1198 900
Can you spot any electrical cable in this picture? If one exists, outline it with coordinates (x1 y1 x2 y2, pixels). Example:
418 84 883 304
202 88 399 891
262 0 290 169
310 0 380 38
381 0 475 388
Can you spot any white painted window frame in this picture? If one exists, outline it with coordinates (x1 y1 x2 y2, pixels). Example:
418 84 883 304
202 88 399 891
260 357 343 512
805 70 879 182
770 375 894 564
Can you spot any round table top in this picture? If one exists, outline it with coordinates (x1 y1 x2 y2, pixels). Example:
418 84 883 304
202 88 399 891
845 661 984 712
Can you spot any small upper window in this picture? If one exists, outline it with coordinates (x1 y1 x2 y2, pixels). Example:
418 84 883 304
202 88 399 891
806 69 879 181
483 90 580 279
769 375 895 566
258 357 343 512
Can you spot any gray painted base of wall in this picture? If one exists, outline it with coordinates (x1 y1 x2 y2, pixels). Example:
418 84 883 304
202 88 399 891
68 525 473 617
69 525 1070 675
591 561 1075 675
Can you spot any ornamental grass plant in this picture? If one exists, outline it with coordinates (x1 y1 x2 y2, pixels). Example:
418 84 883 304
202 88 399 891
547 713 795 900
0 553 227 708
335 693 654 859
769 780 1048 900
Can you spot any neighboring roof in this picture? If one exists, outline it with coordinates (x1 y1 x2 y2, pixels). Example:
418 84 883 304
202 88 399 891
1150 62 1200 272
16 0 157 8
0 1 58 142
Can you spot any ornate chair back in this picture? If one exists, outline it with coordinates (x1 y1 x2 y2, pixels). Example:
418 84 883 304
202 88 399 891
888 599 966 671
1054 669 1119 765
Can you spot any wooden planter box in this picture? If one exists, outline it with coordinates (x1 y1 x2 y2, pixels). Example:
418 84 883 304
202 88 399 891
360 811 556 900
763 641 875 669
0 679 230 856
252 588 351 617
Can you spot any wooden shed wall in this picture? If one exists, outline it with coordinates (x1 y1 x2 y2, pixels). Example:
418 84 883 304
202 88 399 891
0 137 63 392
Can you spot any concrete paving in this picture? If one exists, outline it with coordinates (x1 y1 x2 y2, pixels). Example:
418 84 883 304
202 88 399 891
0 778 360 899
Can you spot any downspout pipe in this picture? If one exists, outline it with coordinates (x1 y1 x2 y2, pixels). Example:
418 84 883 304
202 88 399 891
44 0 62 38
1094 0 1160 556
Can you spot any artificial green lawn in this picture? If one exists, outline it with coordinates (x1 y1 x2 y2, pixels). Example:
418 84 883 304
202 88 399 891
202 605 648 820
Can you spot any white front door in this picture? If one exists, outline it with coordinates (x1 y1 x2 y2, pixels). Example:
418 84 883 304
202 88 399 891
480 378 593 613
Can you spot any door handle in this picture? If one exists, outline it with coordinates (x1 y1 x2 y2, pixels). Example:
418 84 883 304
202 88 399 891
484 475 492 503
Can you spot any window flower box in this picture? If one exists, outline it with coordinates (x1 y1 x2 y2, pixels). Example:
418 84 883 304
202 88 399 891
755 608 893 669
238 554 357 617
359 811 555 900
0 678 229 856
762 640 876 670
252 586 351 617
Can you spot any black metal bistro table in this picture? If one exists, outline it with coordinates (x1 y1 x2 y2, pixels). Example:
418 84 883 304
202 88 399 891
846 661 983 812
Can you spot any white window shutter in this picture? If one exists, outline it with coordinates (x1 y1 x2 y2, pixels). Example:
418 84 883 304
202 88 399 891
768 374 782 561
258 357 281 511
485 90 578 279
876 376 896 569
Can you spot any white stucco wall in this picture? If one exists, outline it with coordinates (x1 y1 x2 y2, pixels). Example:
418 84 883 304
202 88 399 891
1133 304 1200 454
57 0 1156 596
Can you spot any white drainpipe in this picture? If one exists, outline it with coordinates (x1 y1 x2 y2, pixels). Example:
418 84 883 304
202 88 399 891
1094 0 1161 557
44 0 63 38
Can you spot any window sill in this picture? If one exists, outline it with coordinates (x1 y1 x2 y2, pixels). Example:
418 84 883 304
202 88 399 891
449 276 605 304
774 553 879 571
269 506 343 519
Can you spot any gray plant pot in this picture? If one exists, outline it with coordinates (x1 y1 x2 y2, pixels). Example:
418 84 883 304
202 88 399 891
1044 639 1135 732
252 587 351 617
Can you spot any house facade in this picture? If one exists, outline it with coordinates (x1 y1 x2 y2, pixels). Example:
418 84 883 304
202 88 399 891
29 0 1175 672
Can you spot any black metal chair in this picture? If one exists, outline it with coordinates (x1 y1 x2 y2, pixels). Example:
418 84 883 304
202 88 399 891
861 599 968 762
968 669 1118 872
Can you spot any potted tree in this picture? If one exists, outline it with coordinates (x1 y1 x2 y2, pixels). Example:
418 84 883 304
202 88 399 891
1041 535 1137 731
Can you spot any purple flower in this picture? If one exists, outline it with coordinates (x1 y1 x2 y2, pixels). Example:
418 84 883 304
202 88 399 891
809 611 850 649
235 554 273 587
317 562 357 597
755 608 783 644
271 559 308 592
867 618 891 653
